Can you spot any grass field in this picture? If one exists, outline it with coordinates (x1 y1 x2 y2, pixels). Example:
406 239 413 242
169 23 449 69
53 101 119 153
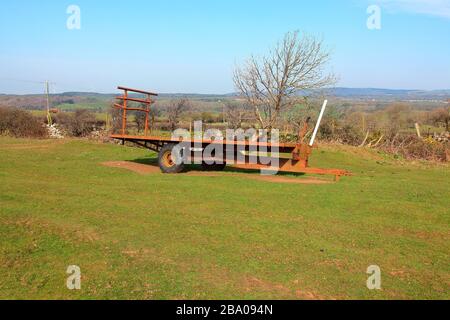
55 102 110 111
0 137 448 300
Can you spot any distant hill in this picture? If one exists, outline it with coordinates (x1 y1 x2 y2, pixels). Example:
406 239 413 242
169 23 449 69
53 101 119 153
324 88 450 100
58 92 231 100
1 88 449 111
156 88 450 100
58 92 114 98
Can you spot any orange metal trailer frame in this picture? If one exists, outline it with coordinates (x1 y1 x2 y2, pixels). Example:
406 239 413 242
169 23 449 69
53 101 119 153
110 86 351 181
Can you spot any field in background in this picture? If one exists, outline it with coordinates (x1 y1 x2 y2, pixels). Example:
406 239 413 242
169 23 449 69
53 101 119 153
56 102 110 112
0 137 448 299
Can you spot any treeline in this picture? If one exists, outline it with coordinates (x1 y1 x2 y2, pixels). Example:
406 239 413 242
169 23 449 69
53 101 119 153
0 95 107 111
221 100 449 162
313 103 450 161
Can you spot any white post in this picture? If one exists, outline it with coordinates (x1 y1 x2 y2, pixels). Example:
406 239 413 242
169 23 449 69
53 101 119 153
309 100 328 147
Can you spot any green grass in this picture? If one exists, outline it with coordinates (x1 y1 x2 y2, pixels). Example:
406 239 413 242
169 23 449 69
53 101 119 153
30 110 108 122
0 137 448 300
56 102 110 111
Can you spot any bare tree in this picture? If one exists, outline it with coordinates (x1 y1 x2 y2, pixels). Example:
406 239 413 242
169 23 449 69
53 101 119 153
430 107 450 132
108 103 123 133
384 103 412 137
134 110 147 133
148 105 162 132
134 103 162 133
233 31 336 130
224 100 247 129
166 98 191 131
285 96 315 130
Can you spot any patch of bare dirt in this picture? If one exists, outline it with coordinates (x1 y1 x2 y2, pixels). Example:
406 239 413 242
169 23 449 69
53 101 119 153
384 226 449 241
188 172 223 177
185 263 332 300
102 161 161 174
389 270 410 280
244 276 329 300
245 175 332 185
102 161 224 177
3 217 101 244
101 161 333 184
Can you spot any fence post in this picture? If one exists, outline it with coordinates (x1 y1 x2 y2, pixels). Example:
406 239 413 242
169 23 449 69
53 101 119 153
145 95 150 136
122 90 128 135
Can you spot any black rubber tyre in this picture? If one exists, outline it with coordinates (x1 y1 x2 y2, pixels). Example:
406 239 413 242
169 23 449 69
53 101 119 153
158 144 185 174
201 162 227 171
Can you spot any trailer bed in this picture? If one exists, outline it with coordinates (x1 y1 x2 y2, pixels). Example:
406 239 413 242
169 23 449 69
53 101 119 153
110 134 299 153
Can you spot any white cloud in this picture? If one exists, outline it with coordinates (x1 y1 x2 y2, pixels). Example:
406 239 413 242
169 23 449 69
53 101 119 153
373 0 450 18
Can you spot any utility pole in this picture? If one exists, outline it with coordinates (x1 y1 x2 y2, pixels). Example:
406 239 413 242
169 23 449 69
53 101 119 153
45 80 53 126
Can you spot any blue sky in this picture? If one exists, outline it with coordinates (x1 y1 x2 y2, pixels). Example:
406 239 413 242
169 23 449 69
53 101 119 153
0 0 449 94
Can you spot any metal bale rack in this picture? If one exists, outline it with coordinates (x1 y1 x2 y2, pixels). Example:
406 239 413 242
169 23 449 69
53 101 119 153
110 86 351 181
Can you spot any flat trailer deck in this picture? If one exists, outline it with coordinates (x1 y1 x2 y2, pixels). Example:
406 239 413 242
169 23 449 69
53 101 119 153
110 86 351 181
111 134 300 153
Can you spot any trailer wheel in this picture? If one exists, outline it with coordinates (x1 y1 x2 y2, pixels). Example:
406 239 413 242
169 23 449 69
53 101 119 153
158 144 185 174
201 162 226 171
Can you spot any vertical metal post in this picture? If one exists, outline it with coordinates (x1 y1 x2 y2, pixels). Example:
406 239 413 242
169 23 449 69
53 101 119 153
144 95 150 136
122 90 128 135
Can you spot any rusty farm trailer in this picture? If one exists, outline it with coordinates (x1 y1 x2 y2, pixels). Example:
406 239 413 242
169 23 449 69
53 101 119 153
110 86 351 181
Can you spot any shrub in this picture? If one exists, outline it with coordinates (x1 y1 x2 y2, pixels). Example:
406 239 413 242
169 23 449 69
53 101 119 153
380 135 448 162
401 137 448 162
0 107 47 138
201 112 221 124
54 109 99 137
319 122 361 145
108 106 123 134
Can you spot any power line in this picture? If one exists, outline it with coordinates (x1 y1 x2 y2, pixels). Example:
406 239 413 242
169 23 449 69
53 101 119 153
0 77 95 92
0 77 55 85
